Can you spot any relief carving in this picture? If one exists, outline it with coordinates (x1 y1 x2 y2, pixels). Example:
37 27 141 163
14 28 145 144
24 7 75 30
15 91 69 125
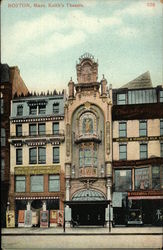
66 124 71 157
106 121 110 154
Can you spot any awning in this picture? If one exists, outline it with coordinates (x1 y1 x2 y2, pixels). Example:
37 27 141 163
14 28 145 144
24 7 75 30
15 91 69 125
64 200 110 205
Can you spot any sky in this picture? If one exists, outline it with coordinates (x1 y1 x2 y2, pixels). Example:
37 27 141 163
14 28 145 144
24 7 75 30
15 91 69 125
1 0 163 92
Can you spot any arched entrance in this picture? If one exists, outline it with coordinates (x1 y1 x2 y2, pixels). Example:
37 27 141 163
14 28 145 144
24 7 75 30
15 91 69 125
70 189 107 226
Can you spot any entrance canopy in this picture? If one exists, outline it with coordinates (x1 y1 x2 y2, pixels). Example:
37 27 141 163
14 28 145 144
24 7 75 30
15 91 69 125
72 189 105 201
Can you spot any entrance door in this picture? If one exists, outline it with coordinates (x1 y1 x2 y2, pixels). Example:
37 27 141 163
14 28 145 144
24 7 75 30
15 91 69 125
72 204 105 226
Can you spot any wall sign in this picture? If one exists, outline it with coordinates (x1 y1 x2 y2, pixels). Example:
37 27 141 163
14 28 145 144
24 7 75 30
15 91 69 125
40 211 49 228
18 210 25 227
24 210 32 227
15 165 60 175
6 211 15 228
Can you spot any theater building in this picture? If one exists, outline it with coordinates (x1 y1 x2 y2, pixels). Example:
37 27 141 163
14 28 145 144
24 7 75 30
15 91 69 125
0 64 29 227
8 91 66 226
64 53 112 226
112 72 163 226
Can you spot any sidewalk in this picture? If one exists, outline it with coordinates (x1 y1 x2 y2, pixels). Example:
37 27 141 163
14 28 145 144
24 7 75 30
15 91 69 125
2 226 163 235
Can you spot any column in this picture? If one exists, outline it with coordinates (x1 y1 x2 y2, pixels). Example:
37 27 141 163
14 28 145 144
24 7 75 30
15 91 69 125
66 179 70 201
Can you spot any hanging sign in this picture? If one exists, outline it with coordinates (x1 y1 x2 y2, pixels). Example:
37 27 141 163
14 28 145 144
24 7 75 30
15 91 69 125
6 211 15 228
18 210 25 227
40 211 49 228
24 210 32 227
50 210 58 227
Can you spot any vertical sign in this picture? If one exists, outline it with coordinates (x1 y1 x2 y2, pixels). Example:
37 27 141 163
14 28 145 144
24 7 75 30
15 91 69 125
32 211 38 226
58 210 64 226
65 206 71 222
24 210 32 227
6 211 15 228
50 210 58 227
40 211 49 228
18 210 25 227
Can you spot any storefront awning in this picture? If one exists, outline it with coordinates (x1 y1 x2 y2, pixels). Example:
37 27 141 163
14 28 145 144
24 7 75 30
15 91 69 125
128 196 163 200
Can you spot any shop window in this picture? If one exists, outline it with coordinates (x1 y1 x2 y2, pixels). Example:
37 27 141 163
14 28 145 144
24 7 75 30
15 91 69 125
29 105 37 115
53 103 59 114
53 147 60 163
114 169 132 191
38 123 45 135
49 175 60 192
15 176 26 192
160 120 163 136
152 166 160 189
1 128 6 146
161 143 163 157
16 148 22 165
139 121 147 137
38 104 46 115
1 159 5 181
53 122 59 134
30 175 44 192
117 93 126 105
38 147 46 164
29 147 37 164
160 90 163 103
140 144 148 159
0 94 4 114
119 144 127 160
29 124 37 136
17 105 23 116
16 124 22 137
135 168 149 190
119 122 127 137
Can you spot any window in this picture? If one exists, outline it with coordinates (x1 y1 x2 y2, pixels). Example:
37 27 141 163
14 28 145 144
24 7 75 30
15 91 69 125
15 176 26 192
1 159 5 181
79 146 97 167
160 90 163 103
30 175 44 192
119 144 127 160
49 175 60 192
128 89 157 104
114 170 132 191
29 106 37 115
16 148 22 165
139 121 147 137
140 144 147 159
152 166 160 189
117 93 126 105
29 147 37 164
38 147 46 164
160 120 163 136
38 123 45 135
17 105 23 116
53 147 60 163
161 143 163 157
119 122 127 137
29 124 37 136
53 123 59 134
135 168 149 190
1 128 6 146
16 124 22 137
38 104 46 114
53 103 59 114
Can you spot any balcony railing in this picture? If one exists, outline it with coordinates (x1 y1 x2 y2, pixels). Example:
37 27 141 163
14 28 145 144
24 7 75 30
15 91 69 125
10 130 64 138
74 131 102 143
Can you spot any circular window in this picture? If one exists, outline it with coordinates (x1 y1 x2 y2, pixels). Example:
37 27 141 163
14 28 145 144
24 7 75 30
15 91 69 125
31 200 43 209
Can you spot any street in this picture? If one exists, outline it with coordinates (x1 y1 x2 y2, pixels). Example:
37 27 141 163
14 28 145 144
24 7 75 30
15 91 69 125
1 227 163 249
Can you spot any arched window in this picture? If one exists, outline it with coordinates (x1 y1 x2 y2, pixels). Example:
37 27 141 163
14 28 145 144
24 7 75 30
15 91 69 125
79 112 97 135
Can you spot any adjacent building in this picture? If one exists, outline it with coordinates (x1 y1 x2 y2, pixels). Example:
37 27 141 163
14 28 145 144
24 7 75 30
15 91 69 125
9 92 66 226
112 72 163 226
0 64 29 227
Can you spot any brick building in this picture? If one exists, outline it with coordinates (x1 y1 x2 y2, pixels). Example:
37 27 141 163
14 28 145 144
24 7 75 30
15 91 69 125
112 72 163 226
9 92 66 226
0 64 29 227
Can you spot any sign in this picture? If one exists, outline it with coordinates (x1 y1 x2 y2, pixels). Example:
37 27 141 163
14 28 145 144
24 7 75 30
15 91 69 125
15 165 60 175
24 210 32 227
32 212 38 226
105 206 113 221
18 210 25 227
128 190 163 197
113 135 163 143
6 211 15 228
50 210 58 227
58 210 64 226
40 211 49 228
112 192 123 207
65 206 71 221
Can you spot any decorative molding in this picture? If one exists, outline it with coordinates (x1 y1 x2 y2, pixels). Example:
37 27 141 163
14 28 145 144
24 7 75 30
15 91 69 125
11 116 64 123
66 124 71 157
106 121 110 155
